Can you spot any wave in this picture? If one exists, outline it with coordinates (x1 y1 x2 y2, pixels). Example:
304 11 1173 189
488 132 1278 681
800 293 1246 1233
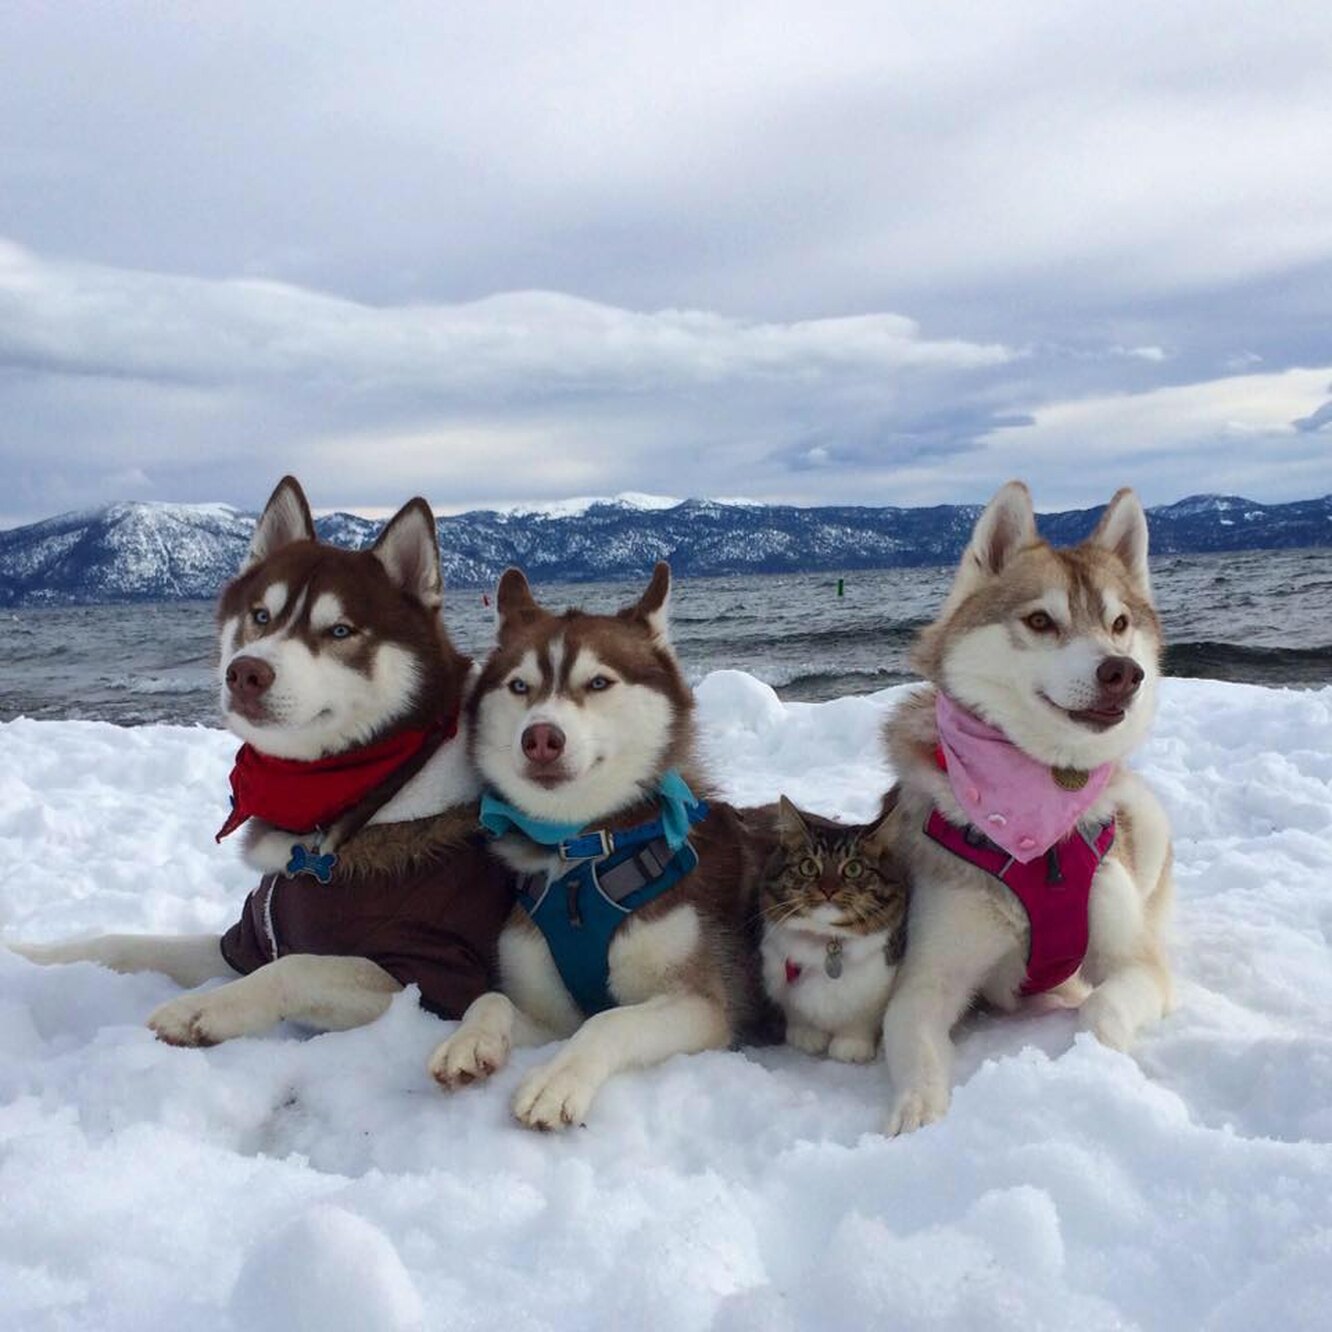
764 665 917 702
1165 641 1332 686
674 619 927 655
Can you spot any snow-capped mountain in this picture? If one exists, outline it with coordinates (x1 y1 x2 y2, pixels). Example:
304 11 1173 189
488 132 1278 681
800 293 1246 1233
0 493 1328 606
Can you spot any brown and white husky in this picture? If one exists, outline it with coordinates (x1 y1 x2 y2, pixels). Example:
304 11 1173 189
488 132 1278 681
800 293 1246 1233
879 481 1174 1135
10 477 512 1044
427 564 768 1130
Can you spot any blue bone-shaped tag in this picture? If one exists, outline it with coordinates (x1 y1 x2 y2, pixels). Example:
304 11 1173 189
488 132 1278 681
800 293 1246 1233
286 842 338 884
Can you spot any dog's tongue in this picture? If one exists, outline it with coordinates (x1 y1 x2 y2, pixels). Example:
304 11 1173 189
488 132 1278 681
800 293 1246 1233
934 692 1113 861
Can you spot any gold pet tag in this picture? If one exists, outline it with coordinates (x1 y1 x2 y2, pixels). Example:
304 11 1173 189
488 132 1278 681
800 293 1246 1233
1051 766 1090 792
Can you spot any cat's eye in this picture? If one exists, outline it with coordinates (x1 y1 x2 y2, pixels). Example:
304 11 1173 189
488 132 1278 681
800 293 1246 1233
798 857 820 879
842 859 864 879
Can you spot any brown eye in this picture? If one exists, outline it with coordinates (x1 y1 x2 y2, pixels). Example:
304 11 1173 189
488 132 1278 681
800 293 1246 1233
1024 611 1055 633
842 859 864 880
1112 614 1129 635
798 857 820 879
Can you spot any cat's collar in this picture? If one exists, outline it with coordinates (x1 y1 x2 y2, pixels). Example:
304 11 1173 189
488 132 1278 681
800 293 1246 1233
785 938 844 984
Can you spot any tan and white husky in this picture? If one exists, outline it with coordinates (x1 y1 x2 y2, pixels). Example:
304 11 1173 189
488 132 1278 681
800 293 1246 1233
879 481 1174 1135
428 564 767 1130
10 477 512 1044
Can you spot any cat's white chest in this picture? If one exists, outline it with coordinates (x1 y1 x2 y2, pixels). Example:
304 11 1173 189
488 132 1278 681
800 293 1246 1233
761 923 896 1034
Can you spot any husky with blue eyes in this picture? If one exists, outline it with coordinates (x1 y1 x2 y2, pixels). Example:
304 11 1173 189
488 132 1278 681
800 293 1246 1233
428 564 770 1131
10 477 512 1043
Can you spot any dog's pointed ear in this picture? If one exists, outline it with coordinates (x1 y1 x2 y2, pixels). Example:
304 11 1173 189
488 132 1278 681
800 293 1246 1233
371 498 443 609
495 567 541 635
1089 488 1151 596
912 483 1037 680
623 561 671 642
966 481 1037 578
244 476 315 570
940 480 1038 606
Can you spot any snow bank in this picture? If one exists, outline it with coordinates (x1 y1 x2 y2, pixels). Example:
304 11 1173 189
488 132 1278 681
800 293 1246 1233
2 676 1331 1330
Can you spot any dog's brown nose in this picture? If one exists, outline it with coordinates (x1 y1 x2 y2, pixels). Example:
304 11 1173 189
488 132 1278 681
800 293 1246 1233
522 722 566 766
1096 655 1144 701
226 655 275 701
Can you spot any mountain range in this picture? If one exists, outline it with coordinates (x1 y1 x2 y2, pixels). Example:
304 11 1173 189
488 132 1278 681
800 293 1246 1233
1 493 1329 606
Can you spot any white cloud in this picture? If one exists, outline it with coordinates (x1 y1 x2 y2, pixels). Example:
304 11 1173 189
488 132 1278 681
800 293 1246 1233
0 244 1009 392
972 367 1332 506
1 5 1330 521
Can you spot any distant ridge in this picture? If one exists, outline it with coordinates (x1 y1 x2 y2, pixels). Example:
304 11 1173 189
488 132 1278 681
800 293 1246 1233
1 493 1329 606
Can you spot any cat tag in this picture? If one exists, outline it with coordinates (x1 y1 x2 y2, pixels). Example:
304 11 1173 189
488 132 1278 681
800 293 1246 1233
824 940 844 979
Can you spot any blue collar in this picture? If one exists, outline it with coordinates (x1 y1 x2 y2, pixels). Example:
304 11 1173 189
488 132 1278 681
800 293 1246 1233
479 769 707 859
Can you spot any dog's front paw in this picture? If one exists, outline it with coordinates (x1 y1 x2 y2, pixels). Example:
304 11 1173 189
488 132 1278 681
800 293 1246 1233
1080 988 1136 1052
828 1033 878 1063
884 1083 949 1136
511 1056 599 1131
428 1028 510 1090
786 1021 832 1057
148 987 268 1047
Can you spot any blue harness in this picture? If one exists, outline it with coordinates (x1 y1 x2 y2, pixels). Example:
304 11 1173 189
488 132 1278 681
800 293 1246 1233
479 773 710 1016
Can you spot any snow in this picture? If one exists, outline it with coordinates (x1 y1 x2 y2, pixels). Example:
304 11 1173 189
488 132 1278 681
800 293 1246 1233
2 674 1331 1331
487 493 684 520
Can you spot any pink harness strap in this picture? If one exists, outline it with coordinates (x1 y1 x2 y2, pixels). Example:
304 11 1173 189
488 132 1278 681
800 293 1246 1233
924 810 1116 995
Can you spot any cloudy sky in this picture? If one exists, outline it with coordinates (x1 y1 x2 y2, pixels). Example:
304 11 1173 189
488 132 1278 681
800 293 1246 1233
1 1 1329 527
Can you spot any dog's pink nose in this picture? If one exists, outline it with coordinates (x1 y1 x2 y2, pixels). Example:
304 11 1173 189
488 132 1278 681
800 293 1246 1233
226 655 275 701
1096 655 1144 701
522 722 566 765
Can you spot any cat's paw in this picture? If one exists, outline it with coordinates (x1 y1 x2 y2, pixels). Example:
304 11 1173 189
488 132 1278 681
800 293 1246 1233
884 1083 950 1136
428 1027 510 1090
512 1055 599 1131
828 1033 878 1063
785 1022 832 1057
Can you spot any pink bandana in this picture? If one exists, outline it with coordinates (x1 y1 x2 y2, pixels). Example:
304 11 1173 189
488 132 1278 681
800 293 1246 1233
934 692 1113 863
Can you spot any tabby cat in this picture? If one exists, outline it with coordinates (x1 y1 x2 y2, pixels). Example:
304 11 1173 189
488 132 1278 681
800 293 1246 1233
758 794 909 1062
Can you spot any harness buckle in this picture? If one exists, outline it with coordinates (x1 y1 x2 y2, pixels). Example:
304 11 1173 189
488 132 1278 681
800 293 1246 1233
559 828 614 861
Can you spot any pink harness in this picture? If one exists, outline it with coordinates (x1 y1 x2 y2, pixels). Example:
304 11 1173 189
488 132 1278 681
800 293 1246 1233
928 692 1117 995
924 810 1115 994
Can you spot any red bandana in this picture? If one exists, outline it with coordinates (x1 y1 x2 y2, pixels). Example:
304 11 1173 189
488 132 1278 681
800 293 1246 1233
215 715 458 842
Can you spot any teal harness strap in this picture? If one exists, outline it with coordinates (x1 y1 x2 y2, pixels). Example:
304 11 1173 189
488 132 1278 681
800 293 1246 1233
517 836 701 1016
486 771 710 1016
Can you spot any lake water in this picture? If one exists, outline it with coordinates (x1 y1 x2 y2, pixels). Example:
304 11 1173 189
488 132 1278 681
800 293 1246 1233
2 549 1330 726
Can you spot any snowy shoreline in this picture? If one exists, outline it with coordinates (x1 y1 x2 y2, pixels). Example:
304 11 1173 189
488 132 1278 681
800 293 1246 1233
3 673 1331 1330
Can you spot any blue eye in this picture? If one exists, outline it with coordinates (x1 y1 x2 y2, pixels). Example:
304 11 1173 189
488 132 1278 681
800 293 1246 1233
587 675 613 692
329 624 353 639
508 678 529 695
252 608 270 626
